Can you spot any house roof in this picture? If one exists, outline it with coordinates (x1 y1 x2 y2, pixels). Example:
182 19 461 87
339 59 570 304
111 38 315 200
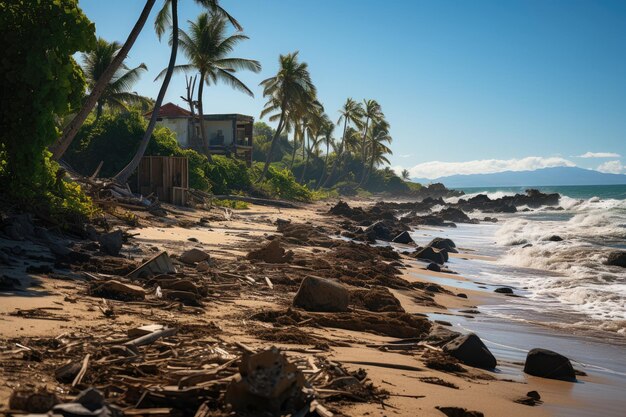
144 102 192 118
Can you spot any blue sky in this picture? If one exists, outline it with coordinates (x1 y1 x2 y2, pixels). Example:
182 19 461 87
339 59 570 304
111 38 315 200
80 0 626 178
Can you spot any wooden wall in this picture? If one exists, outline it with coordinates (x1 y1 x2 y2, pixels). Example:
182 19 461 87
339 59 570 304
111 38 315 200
138 156 189 205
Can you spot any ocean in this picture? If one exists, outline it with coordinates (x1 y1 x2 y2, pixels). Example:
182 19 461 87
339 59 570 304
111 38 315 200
412 184 626 337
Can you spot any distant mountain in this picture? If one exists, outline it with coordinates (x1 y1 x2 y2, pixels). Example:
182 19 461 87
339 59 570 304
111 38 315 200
412 166 626 188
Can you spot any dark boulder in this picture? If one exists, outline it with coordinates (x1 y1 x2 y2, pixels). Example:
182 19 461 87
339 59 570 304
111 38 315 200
606 251 626 268
494 287 513 294
428 237 458 253
392 231 414 244
426 262 441 272
437 207 471 223
443 333 497 369
547 235 563 242
293 276 349 312
365 221 392 241
413 246 448 264
179 248 210 264
523 348 576 381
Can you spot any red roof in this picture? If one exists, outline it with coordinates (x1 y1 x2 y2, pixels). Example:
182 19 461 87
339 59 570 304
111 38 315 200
144 102 192 118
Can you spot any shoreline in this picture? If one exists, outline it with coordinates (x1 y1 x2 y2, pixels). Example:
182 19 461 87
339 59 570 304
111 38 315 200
0 197 624 416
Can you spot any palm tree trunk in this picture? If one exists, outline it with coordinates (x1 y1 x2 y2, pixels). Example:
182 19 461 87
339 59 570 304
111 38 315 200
95 101 103 121
299 133 311 183
316 141 330 188
114 0 178 184
257 106 286 182
322 118 347 187
196 70 213 162
289 121 299 170
51 0 157 160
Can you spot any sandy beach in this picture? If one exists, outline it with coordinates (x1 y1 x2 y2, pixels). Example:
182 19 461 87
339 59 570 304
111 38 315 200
1 198 624 417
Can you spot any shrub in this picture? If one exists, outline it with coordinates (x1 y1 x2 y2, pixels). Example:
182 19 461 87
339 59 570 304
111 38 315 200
205 155 251 195
252 164 312 202
213 199 249 209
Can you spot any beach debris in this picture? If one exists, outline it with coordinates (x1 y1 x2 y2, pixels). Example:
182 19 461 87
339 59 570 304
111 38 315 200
418 376 459 389
126 251 176 279
494 287 514 294
350 287 405 312
392 230 414 244
606 251 626 268
98 229 123 256
523 348 576 381
52 388 122 417
435 406 485 417
413 246 448 264
427 237 458 253
443 333 497 369
277 222 334 247
514 390 543 406
9 387 60 413
225 347 308 416
247 239 294 263
89 279 145 301
179 248 210 264
293 276 350 312
196 260 211 272
313 311 430 338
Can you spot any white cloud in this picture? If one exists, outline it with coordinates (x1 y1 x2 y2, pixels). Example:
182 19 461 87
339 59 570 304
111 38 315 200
596 160 623 174
577 152 621 158
401 156 576 180
398 154 413 158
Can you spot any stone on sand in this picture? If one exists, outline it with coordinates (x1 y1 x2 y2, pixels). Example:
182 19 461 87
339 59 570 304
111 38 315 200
179 248 210 264
523 348 576 381
293 276 349 312
443 333 497 369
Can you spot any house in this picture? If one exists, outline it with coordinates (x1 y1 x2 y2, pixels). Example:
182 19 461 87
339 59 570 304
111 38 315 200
146 103 254 165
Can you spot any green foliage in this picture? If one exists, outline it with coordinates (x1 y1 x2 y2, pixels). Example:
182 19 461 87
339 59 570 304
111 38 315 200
0 0 96 223
205 155 251 195
252 164 312 202
213 199 249 209
252 122 291 162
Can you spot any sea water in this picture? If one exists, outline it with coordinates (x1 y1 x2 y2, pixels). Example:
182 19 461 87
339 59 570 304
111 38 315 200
411 184 626 338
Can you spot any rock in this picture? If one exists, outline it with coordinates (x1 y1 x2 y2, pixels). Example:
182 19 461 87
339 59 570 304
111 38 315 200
515 390 542 406
483 217 498 223
606 251 626 268
187 237 199 242
2 214 35 240
436 406 484 417
293 276 349 312
522 243 533 248
350 287 404 312
428 237 458 253
426 262 441 272
196 261 210 272
53 388 122 417
364 220 392 241
413 246 448 264
457 293 468 298
179 248 210 264
225 347 307 416
494 287 513 294
437 207 471 223
523 348 576 381
443 333 497 369
392 231 414 244
247 239 294 264
547 235 563 242
98 230 123 256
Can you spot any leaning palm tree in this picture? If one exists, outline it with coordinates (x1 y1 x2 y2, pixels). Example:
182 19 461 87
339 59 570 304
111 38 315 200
114 0 240 184
83 38 151 120
299 111 328 183
258 51 316 182
360 121 393 185
316 120 335 188
52 0 157 160
321 98 363 187
161 12 260 158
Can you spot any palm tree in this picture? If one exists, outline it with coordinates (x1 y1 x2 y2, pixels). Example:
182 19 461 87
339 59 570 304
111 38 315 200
52 0 157 160
162 12 260 159
321 98 363 187
83 38 151 120
299 111 328 183
316 119 335 188
258 51 316 182
114 0 240 184
361 121 392 185
401 169 410 180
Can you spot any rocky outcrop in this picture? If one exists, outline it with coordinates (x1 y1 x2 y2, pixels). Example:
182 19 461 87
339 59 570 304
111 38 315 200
247 240 294 264
437 207 471 223
392 231 414 244
606 251 626 268
428 237 457 253
413 246 448 264
443 333 497 369
293 276 350 312
523 348 576 381
98 230 123 256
